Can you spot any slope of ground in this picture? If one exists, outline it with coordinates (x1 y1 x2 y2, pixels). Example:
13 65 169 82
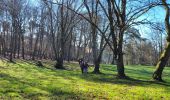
0 59 170 100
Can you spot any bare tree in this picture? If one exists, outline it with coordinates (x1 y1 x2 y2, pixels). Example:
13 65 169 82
153 0 170 81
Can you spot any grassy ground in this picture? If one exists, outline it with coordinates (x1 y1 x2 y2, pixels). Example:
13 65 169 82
0 59 170 100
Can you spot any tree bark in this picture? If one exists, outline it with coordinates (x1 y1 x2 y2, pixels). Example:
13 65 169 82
116 30 126 78
55 43 65 69
117 51 126 78
93 61 100 73
67 32 73 62
21 32 25 59
153 0 170 81
153 42 170 81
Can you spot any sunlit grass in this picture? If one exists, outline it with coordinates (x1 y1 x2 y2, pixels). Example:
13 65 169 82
0 59 170 99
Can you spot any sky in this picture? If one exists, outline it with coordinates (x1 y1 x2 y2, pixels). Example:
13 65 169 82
30 0 40 7
30 0 166 22
136 5 165 38
29 0 166 39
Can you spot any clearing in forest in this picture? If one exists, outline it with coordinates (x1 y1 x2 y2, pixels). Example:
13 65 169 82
0 60 170 100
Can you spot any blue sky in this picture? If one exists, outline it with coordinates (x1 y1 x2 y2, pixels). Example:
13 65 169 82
136 5 165 37
29 0 166 39
30 0 165 22
30 0 40 6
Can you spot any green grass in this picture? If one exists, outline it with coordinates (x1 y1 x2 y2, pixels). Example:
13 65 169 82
0 59 170 100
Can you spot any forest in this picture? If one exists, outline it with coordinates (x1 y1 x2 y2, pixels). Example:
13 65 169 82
0 0 170 99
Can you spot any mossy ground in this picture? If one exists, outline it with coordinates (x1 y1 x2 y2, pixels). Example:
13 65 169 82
0 59 170 100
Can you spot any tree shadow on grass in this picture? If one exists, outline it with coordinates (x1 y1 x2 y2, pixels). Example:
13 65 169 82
5 60 170 91
77 72 170 88
16 61 170 88
0 73 84 100
18 59 69 71
95 65 170 86
14 62 81 83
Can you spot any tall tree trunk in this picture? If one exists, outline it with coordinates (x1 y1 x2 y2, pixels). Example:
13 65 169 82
55 44 64 69
67 33 72 62
153 0 170 81
93 60 100 73
93 33 106 73
93 48 106 74
111 53 115 65
55 3 65 69
9 18 15 62
153 42 170 81
21 34 25 59
17 32 21 59
29 34 33 59
117 50 126 78
76 31 83 59
116 32 126 78
93 51 104 73
73 35 76 60
91 25 100 73
32 33 39 60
